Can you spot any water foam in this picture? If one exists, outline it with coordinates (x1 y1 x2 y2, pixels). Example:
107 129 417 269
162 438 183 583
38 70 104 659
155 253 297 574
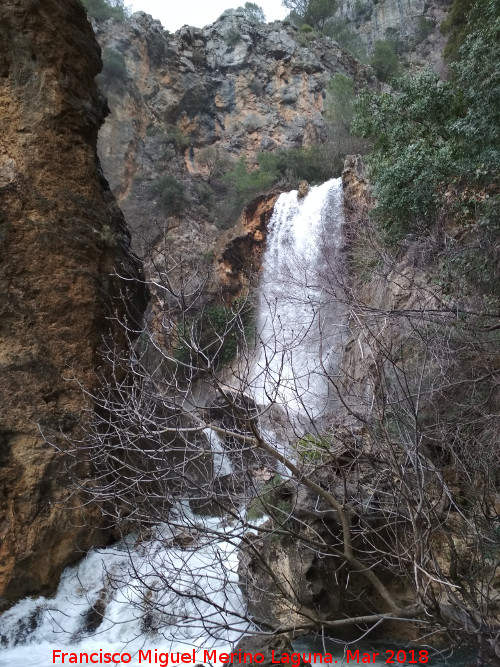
252 178 345 419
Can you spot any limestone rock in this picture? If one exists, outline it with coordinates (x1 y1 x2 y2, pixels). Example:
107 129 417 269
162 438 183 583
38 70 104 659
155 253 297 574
297 180 309 199
238 460 416 639
238 514 375 631
215 192 280 300
91 12 375 257
334 0 452 75
0 0 147 605
342 153 373 239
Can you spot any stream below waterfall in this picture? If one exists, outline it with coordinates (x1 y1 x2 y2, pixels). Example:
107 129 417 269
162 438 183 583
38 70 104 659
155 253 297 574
0 506 247 666
0 181 472 667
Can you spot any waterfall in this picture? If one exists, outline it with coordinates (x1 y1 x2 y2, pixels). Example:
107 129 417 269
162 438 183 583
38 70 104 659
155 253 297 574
0 430 243 667
0 180 345 665
252 178 345 421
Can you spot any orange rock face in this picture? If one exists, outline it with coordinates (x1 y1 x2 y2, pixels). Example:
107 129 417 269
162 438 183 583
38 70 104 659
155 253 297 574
0 0 146 605
215 192 280 300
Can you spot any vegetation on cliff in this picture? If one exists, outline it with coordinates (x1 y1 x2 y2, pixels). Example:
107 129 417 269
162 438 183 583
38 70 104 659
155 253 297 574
283 0 339 30
192 144 344 230
237 2 267 22
353 0 499 276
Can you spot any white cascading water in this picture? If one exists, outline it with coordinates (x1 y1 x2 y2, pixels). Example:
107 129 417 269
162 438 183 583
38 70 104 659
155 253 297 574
0 180 345 666
0 527 247 666
204 429 233 478
0 441 246 667
252 178 345 421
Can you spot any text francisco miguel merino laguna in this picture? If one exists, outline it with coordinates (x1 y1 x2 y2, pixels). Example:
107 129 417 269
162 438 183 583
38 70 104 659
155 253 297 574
52 648 431 665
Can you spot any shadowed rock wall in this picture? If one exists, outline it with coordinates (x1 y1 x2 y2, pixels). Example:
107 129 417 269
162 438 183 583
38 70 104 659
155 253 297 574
0 0 147 605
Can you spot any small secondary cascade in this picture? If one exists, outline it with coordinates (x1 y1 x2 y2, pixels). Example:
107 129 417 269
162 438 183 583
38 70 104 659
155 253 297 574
0 430 244 667
0 505 247 666
252 178 345 420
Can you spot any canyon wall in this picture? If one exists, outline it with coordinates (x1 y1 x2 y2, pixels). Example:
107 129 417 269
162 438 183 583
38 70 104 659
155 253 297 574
90 10 375 259
335 0 452 74
0 0 146 605
0 0 458 607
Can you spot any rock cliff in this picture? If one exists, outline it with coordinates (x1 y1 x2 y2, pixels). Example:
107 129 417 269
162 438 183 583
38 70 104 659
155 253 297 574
215 191 280 300
334 0 452 74
90 10 375 258
86 2 454 285
0 0 146 605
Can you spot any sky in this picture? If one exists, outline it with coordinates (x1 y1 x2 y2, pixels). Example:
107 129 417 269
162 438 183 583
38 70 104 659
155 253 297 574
127 0 289 32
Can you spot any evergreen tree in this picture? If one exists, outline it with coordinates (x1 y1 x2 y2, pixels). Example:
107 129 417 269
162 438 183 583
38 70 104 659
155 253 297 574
282 0 338 29
238 2 266 22
352 0 500 241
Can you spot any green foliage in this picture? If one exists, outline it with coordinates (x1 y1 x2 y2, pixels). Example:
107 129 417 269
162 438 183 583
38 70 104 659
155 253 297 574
322 18 368 61
282 0 338 30
324 74 370 177
450 0 500 169
198 136 347 231
370 40 401 82
438 234 500 308
146 30 168 66
286 0 368 59
211 154 279 229
296 30 315 47
325 73 356 132
274 145 339 183
164 126 190 155
304 0 339 30
246 475 292 522
296 434 330 463
174 300 255 371
479 195 500 234
353 0 372 25
208 144 341 229
81 0 127 21
282 0 309 18
225 27 241 47
441 0 475 62
415 16 435 43
223 145 337 205
352 71 460 239
237 2 266 22
195 182 214 208
219 157 277 228
100 47 128 84
384 26 406 55
352 0 500 256
153 174 185 215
